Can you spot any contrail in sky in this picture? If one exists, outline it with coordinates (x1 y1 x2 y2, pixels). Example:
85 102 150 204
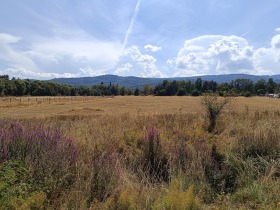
122 0 142 52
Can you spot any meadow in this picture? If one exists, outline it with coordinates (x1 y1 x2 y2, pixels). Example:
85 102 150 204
0 96 280 209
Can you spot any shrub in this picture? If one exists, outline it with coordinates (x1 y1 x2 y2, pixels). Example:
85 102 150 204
201 93 232 133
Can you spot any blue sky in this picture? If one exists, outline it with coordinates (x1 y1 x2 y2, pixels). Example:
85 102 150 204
0 0 280 79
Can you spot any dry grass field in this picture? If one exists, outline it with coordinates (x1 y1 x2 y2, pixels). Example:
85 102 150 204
1 96 280 119
1 96 280 209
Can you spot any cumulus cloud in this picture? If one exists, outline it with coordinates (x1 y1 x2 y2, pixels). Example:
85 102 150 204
276 28 280 32
251 35 280 74
169 34 280 77
2 31 280 79
78 66 107 77
116 46 166 77
115 63 133 75
271 34 280 49
144 44 162 52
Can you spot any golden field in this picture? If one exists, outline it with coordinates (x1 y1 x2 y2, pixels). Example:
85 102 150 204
0 96 280 209
1 95 280 118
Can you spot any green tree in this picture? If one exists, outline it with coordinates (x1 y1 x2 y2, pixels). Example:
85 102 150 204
195 78 202 92
166 80 178 96
267 78 277 93
143 84 150 96
4 80 16 96
191 89 200 96
111 85 119 96
134 88 140 96
14 79 26 96
177 88 186 96
0 79 5 96
120 86 126 96
254 79 267 94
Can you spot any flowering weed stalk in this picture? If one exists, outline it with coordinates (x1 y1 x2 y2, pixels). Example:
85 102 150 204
0 123 78 197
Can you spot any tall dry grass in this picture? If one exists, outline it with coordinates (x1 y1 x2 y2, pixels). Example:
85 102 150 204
0 96 280 209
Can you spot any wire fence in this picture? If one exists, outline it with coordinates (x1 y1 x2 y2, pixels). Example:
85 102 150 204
0 96 112 107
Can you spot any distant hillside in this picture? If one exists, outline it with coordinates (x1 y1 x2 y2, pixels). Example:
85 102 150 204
51 74 280 89
51 75 162 89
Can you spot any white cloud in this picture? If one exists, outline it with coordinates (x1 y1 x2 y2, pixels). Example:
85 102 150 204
30 38 122 71
275 28 280 32
0 68 76 79
0 66 108 80
0 33 38 71
117 46 166 77
169 34 280 77
1 31 280 80
0 32 122 79
0 33 21 43
144 44 162 52
114 63 133 75
252 34 280 74
271 34 280 49
78 66 106 77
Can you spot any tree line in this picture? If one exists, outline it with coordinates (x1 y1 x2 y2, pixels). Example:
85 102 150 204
153 78 280 97
1 75 280 97
0 75 134 97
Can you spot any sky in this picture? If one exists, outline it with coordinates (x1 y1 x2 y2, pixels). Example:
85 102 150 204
0 0 280 79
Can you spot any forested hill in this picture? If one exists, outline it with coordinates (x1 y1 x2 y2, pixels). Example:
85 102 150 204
2 74 280 97
51 74 280 88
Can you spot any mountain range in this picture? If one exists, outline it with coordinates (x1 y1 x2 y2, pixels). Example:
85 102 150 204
51 74 280 89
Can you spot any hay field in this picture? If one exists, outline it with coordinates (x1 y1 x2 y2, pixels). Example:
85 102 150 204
0 96 279 119
1 96 280 209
